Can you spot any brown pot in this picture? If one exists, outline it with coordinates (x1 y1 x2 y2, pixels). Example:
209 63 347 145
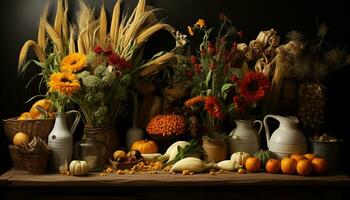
202 137 227 162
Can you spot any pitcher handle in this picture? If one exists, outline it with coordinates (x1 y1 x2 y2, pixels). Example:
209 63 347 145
66 110 81 134
253 120 263 135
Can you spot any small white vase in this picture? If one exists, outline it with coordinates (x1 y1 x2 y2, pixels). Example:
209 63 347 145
48 111 81 171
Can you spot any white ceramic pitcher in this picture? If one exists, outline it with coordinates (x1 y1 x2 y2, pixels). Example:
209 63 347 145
229 119 263 154
263 114 307 159
48 111 81 171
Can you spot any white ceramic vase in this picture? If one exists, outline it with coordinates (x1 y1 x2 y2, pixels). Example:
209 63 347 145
229 119 262 154
48 111 81 171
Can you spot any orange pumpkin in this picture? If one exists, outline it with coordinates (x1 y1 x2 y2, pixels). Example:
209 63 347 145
312 158 328 174
29 99 53 119
296 159 313 176
266 159 281 174
131 139 159 154
245 157 261 172
281 157 297 174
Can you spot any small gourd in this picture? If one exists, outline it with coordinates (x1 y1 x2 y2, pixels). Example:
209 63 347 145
230 152 250 168
69 160 89 176
253 150 276 168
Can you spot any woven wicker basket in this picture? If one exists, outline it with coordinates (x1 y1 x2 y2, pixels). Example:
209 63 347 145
8 145 26 170
3 117 55 142
23 153 49 174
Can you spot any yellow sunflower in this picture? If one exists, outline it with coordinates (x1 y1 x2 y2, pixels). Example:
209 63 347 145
48 72 81 96
60 53 86 72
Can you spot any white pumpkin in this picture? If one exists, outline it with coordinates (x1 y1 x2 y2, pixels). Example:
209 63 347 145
69 160 89 176
230 152 250 167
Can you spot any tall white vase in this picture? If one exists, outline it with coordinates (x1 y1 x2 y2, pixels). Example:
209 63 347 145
48 111 80 171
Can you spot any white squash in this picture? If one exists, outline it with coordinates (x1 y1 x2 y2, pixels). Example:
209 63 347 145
158 141 190 163
215 160 239 171
230 152 250 168
69 160 89 176
170 157 214 173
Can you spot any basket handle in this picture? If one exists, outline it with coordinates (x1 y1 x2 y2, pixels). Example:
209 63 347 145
66 110 81 135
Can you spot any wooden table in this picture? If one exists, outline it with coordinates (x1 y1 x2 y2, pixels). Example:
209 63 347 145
1 169 350 200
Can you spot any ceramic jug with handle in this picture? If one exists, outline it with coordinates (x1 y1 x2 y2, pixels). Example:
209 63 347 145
48 110 81 171
263 114 307 159
228 119 263 154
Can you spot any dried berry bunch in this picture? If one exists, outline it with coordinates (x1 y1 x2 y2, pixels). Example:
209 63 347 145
146 114 186 136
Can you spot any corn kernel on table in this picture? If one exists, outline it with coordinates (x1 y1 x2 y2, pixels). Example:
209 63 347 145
1 169 350 200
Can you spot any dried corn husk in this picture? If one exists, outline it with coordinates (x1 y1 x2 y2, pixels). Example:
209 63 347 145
170 157 214 173
54 0 64 38
110 0 121 48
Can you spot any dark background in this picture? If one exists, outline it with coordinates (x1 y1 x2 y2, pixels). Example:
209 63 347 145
1 0 349 174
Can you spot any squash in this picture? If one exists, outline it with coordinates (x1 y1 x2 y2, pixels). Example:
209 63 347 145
131 139 159 154
69 160 89 176
18 112 32 120
253 150 276 168
29 99 53 119
230 152 250 168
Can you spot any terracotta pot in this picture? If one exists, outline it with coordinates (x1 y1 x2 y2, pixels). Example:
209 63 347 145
202 137 227 162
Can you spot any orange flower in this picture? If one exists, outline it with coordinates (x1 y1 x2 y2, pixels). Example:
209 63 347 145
60 53 86 73
184 96 205 107
195 19 205 28
48 72 80 96
187 26 194 36
204 96 224 120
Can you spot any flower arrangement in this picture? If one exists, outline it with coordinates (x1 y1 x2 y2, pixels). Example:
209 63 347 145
179 14 271 129
17 0 180 127
181 14 245 127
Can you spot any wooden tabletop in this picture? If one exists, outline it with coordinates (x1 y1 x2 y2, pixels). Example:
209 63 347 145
1 169 350 187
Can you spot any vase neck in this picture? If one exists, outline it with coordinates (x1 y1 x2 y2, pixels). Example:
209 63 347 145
53 113 69 132
235 120 253 128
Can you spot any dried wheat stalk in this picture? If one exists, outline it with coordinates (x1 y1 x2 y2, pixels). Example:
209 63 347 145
110 0 121 48
18 40 46 71
99 1 107 44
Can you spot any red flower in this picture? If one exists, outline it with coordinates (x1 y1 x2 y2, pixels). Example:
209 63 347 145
108 53 132 69
238 72 270 104
104 46 113 56
219 12 228 21
208 42 216 56
94 46 103 55
186 70 194 78
230 74 239 83
191 55 197 65
194 64 202 74
204 96 224 120
233 96 246 113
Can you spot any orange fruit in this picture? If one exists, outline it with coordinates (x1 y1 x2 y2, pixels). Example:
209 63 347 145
266 159 281 174
281 157 297 174
304 153 316 161
13 132 30 146
296 159 313 176
290 154 305 162
312 158 328 174
245 157 261 172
